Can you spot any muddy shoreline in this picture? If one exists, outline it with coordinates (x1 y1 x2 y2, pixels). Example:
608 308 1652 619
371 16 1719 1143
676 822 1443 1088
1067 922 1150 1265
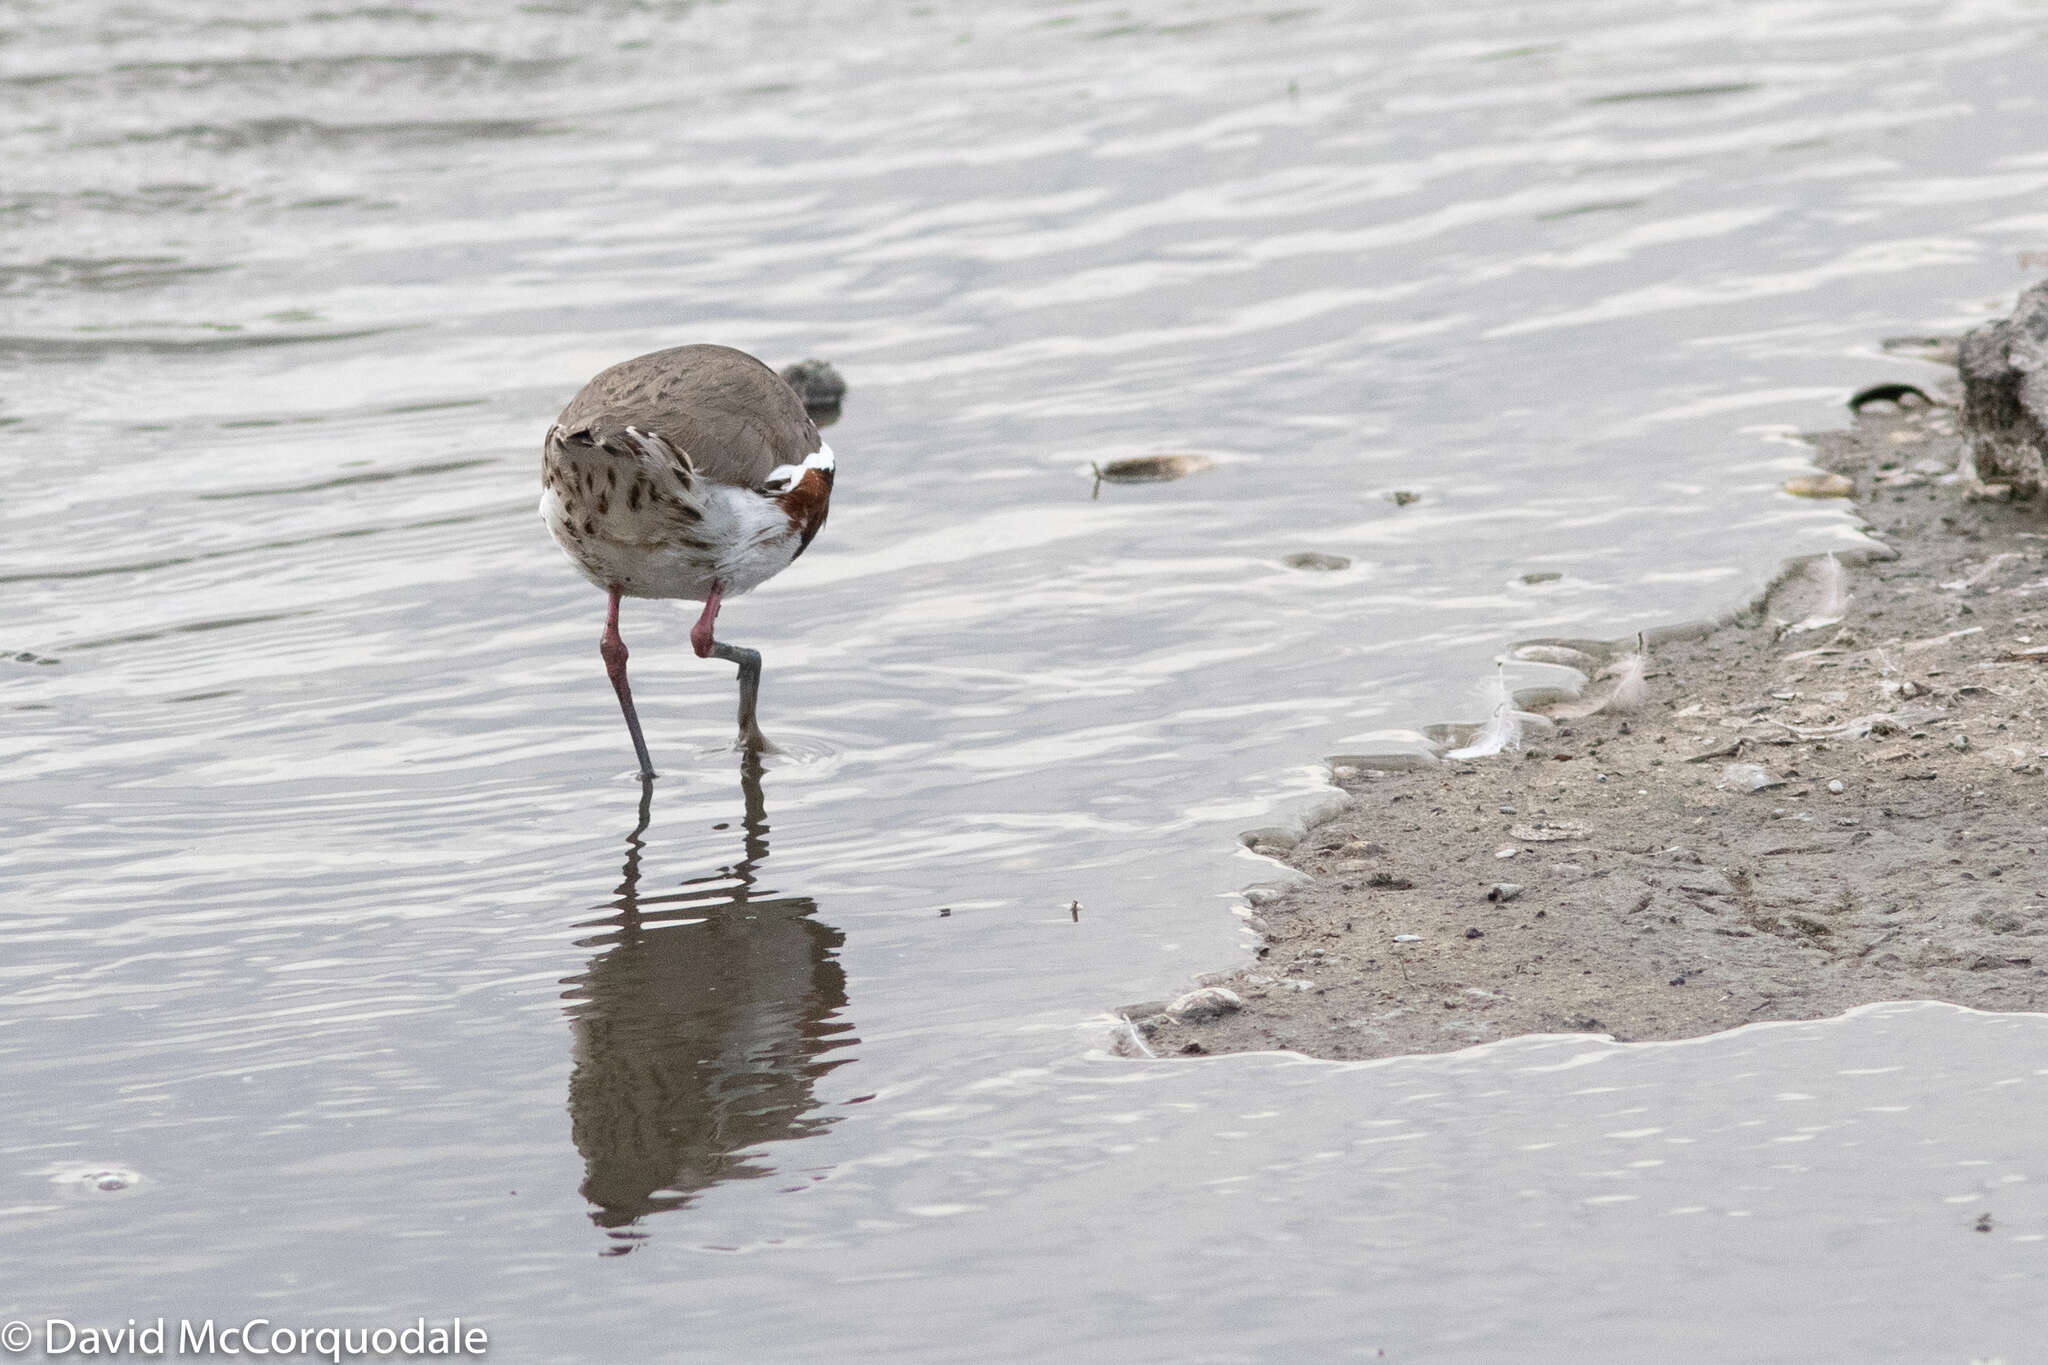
1127 382 2048 1060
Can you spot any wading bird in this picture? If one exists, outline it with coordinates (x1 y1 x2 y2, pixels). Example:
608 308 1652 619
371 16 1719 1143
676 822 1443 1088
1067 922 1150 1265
541 344 836 776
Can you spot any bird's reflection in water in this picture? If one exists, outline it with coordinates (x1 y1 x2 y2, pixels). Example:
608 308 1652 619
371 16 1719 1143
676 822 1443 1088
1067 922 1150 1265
562 753 855 1252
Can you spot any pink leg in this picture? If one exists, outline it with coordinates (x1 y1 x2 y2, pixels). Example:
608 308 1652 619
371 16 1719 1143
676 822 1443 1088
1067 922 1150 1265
600 589 656 779
690 583 771 751
690 586 723 658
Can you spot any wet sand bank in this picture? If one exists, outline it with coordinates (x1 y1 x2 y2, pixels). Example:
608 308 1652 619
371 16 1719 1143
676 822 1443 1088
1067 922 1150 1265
1129 386 2048 1060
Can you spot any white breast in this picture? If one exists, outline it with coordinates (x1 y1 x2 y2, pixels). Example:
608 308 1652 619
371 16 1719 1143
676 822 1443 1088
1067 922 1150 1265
704 485 805 597
540 482 803 602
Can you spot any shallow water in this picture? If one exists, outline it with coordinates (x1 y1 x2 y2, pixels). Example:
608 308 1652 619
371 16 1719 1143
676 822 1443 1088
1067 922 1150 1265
5 0 2047 1356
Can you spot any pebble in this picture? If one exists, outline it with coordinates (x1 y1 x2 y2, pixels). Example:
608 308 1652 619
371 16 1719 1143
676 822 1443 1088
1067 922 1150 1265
1827 779 1846 794
1487 883 1524 903
1164 987 1244 1022
1719 762 1780 792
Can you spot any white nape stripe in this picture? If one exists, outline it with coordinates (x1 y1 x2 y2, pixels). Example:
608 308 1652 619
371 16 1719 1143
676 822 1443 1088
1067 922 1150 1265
763 443 836 492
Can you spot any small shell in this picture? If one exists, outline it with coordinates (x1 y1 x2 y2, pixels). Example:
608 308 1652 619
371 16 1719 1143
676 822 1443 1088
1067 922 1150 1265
1784 473 1855 498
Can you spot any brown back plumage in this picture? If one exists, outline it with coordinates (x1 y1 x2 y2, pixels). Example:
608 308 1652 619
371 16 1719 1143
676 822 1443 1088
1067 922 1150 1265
555 344 821 489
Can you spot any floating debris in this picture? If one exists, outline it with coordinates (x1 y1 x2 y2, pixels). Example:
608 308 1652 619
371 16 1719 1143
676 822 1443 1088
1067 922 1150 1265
1386 489 1421 506
1783 472 1855 498
1880 335 1958 365
1283 552 1351 571
778 358 846 424
1519 571 1564 584
49 1165 141 1193
1091 453 1216 487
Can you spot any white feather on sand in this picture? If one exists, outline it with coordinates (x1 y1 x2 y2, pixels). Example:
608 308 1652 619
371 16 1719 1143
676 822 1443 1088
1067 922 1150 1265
1447 665 1524 760
1781 553 1849 636
1598 632 1649 714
